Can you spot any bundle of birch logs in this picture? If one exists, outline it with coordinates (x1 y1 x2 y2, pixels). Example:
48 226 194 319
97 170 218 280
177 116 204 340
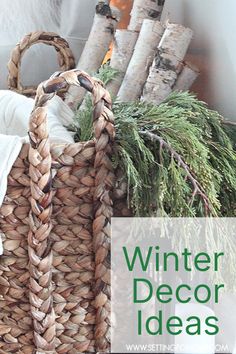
65 0 199 109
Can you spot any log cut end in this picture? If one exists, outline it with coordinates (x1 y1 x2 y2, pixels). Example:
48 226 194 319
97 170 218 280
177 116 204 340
174 61 200 91
96 1 120 22
128 0 165 32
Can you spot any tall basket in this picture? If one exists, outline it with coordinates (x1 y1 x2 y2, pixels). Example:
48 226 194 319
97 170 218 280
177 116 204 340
0 67 114 353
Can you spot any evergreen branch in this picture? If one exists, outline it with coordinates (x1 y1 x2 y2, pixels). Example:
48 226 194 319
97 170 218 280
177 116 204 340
140 131 211 215
222 119 236 126
73 68 236 217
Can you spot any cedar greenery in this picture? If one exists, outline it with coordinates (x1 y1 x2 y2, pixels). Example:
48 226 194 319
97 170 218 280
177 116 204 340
71 65 236 217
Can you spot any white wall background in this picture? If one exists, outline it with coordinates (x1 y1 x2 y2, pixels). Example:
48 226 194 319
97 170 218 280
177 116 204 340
0 0 96 90
162 0 236 119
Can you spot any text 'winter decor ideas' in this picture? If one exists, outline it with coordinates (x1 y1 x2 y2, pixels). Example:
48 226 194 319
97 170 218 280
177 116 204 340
111 218 236 354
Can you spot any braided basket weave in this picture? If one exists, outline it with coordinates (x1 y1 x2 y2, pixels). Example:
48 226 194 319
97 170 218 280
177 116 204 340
7 31 131 219
7 31 75 97
0 68 115 353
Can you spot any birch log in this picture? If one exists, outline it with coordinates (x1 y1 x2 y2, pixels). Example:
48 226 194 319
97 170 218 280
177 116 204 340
142 23 193 104
128 0 166 32
117 20 164 102
142 68 177 104
174 61 200 91
65 3 120 109
107 30 138 96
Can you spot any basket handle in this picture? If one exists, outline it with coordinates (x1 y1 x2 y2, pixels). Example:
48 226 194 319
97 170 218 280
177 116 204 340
28 69 115 353
7 31 75 96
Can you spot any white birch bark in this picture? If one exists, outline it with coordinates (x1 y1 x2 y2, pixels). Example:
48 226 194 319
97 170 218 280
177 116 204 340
157 23 193 72
117 20 164 102
65 4 120 109
142 23 193 104
142 68 177 104
107 30 138 97
128 0 166 32
174 62 199 91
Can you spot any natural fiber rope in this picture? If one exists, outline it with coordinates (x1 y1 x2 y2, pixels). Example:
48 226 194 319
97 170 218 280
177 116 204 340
91 79 115 352
7 32 75 96
28 85 56 353
28 69 115 352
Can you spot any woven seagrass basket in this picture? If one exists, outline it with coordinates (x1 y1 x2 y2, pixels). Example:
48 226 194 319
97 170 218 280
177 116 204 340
7 31 75 97
0 33 116 354
7 31 131 218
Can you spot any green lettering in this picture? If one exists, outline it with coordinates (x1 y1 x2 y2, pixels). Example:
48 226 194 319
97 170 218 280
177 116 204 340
205 316 219 335
156 284 172 303
194 285 211 304
186 316 201 335
214 252 224 271
163 252 179 271
133 278 153 303
176 284 191 303
166 316 183 335
123 246 153 271
146 311 163 335
138 310 142 335
214 284 224 303
182 248 192 271
194 253 210 271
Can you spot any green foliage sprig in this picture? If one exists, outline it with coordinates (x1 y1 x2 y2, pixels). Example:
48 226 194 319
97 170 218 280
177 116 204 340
71 65 236 217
